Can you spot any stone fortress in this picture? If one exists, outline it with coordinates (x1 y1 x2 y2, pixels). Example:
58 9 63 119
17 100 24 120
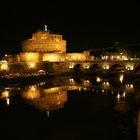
7 25 92 63
0 25 140 75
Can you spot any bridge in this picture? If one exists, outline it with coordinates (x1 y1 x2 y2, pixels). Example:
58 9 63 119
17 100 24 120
1 59 140 75
49 60 140 74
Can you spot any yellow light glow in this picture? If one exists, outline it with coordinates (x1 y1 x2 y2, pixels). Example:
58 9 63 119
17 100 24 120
66 53 86 61
68 85 80 91
127 66 133 70
69 78 74 83
106 82 109 86
86 80 90 83
119 74 124 83
20 52 39 62
43 54 64 62
117 94 120 100
102 89 105 93
57 101 61 105
28 62 36 69
103 81 109 86
126 84 133 89
78 87 82 91
30 86 36 92
83 80 91 87
6 98 10 106
126 64 134 71
46 111 50 117
83 87 88 91
96 77 101 83
122 92 126 98
44 87 61 94
85 65 89 69
1 90 9 98
117 56 120 59
130 67 133 70
1 63 8 71
106 65 109 69
22 85 40 99
102 62 109 70
55 38 60 42
130 84 133 88
22 30 66 53
69 64 74 69
103 64 109 70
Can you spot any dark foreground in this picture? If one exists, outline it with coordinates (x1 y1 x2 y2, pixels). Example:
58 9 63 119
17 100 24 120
0 75 139 140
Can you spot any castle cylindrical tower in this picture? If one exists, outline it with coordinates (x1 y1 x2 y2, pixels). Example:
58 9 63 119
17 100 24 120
22 29 66 53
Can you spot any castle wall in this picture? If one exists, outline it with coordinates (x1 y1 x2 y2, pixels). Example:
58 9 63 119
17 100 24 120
22 30 66 53
42 53 65 62
65 53 86 61
20 52 40 62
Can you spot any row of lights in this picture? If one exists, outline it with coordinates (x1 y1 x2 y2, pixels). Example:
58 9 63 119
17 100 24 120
69 64 134 71
0 62 37 72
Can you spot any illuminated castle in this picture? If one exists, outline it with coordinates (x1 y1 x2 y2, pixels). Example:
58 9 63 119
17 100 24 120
22 85 68 112
0 25 93 73
5 25 91 64
22 25 66 53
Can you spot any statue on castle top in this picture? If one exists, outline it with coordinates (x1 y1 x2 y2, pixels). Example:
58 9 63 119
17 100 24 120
44 25 48 31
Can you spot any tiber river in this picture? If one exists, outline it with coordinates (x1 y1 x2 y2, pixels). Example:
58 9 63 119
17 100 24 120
0 74 139 140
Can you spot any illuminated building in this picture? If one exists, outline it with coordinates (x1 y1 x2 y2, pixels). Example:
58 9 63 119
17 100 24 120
22 29 66 53
22 86 68 112
20 27 67 63
89 48 128 61
0 60 9 71
1 25 137 75
101 48 128 61
4 25 91 64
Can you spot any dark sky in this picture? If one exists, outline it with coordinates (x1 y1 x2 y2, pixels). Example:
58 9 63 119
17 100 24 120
0 0 140 53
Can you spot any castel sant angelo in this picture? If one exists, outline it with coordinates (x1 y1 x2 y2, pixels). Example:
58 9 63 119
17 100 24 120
0 25 93 74
6 25 92 64
1 25 135 75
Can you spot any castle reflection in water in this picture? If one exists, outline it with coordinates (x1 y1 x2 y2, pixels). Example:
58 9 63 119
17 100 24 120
0 75 140 139
0 75 139 112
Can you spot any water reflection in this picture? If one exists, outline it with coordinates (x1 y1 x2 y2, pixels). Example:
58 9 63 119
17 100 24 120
96 76 102 83
119 74 124 83
0 87 13 106
22 86 68 112
0 75 139 111
0 75 139 139
22 85 40 99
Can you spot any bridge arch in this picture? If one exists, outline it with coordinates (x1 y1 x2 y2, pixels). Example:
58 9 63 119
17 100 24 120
109 64 125 72
73 64 82 73
73 76 83 84
134 65 140 73
89 64 102 72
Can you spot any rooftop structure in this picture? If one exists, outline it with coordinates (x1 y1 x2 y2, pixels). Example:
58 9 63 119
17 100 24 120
22 26 66 53
3 26 92 64
89 47 128 61
22 86 68 112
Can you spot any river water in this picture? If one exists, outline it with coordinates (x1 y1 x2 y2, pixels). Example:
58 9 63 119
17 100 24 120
0 75 139 140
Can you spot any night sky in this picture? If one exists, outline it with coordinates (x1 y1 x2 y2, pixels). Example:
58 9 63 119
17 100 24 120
0 0 140 54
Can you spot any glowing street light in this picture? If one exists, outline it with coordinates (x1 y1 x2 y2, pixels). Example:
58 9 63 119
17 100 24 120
28 62 36 69
119 74 124 83
96 77 101 83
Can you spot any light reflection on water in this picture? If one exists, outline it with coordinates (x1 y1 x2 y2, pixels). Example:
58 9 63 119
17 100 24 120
0 75 139 139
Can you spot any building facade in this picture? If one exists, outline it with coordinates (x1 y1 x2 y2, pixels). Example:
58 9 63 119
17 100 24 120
4 27 92 64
